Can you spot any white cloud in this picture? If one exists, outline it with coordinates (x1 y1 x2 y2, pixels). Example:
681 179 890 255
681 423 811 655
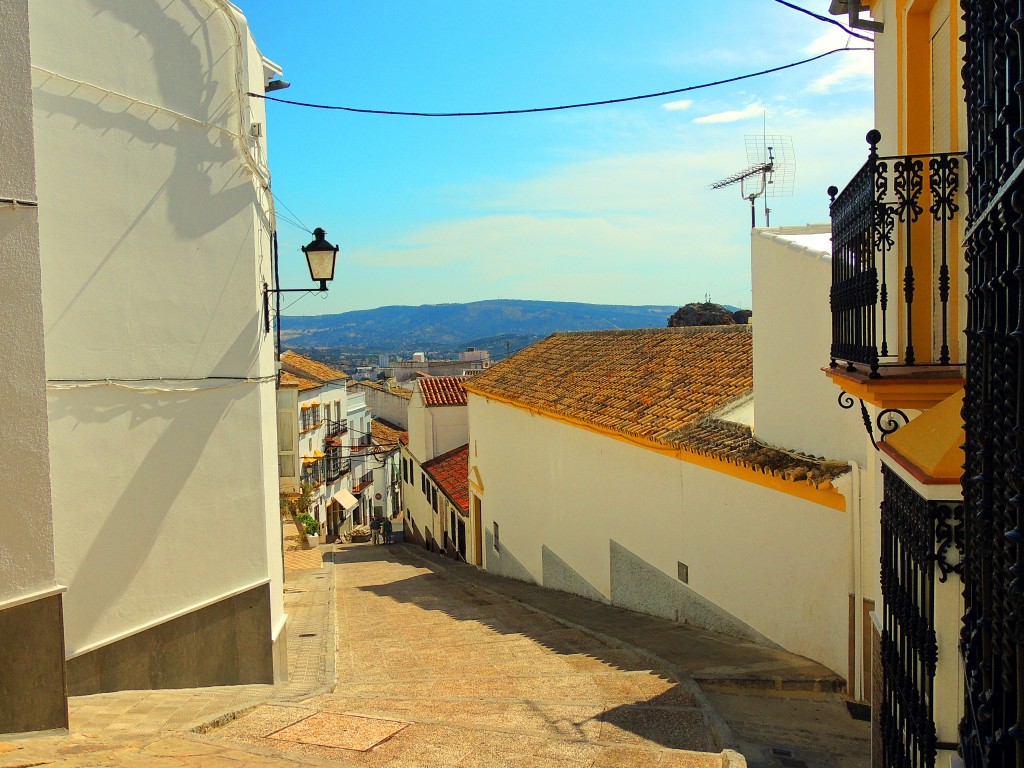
662 99 693 111
332 106 875 312
803 29 873 94
693 103 765 124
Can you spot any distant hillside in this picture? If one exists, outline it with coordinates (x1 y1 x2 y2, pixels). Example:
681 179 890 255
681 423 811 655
280 299 686 356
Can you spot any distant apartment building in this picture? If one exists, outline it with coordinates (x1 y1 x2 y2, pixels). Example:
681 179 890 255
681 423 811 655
386 348 491 383
0 0 289 733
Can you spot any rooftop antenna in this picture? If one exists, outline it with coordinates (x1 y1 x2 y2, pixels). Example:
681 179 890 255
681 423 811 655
707 129 795 228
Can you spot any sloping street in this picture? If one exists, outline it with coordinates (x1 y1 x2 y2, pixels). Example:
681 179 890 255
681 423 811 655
1 542 867 767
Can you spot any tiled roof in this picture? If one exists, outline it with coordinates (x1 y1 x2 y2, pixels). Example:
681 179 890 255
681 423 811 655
372 418 407 447
419 376 468 407
673 420 849 485
280 371 321 392
281 350 348 382
466 327 752 445
465 326 847 487
423 444 470 513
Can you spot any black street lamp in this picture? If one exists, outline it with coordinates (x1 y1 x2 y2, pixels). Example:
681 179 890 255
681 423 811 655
301 228 339 291
265 227 339 342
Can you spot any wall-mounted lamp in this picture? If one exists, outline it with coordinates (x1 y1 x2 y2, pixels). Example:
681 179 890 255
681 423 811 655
301 228 339 291
265 227 339 335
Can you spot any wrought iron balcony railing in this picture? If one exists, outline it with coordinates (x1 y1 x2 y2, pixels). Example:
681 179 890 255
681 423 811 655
828 130 965 378
325 419 348 439
326 457 351 483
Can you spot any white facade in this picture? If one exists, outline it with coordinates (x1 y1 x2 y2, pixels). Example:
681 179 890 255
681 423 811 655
30 0 285 686
406 387 469 464
751 225 884 699
356 382 411 430
0 0 68 733
0 0 58 612
469 393 852 677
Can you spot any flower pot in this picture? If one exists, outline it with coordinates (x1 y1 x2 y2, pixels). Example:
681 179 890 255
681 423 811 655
306 533 320 547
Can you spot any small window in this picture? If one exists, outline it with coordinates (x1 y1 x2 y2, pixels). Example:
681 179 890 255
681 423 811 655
493 522 500 552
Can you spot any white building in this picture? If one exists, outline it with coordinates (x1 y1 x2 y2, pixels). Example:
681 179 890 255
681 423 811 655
750 224 878 699
9 0 288 708
353 380 412 430
0 0 66 733
279 351 359 539
401 376 470 551
465 326 857 679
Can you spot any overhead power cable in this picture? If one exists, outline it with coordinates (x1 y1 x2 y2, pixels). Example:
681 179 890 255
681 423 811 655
247 47 872 117
770 0 874 42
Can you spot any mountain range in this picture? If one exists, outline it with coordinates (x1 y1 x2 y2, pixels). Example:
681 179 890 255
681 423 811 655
280 299 701 358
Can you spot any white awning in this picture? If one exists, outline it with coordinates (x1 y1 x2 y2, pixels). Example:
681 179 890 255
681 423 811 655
332 489 359 511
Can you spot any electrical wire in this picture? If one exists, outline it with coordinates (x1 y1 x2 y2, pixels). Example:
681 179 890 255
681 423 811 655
247 47 872 117
271 191 313 233
770 0 874 43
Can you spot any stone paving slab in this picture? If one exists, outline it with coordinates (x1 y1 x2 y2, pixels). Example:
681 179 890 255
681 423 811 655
0 540 827 767
203 542 734 768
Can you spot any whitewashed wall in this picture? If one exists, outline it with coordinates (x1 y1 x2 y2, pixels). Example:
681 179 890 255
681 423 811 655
359 384 410 429
30 0 283 656
751 226 867 464
0 0 58 606
470 394 852 676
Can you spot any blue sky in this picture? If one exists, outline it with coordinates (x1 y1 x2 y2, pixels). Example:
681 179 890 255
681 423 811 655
241 2 873 314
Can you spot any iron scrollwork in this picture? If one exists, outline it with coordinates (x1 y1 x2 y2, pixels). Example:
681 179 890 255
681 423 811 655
838 390 878 447
933 501 964 583
877 408 910 442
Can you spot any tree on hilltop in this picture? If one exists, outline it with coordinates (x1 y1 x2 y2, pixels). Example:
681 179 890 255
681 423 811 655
667 302 737 327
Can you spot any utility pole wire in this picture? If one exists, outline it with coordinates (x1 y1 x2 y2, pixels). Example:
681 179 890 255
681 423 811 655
247 47 872 117
771 0 875 42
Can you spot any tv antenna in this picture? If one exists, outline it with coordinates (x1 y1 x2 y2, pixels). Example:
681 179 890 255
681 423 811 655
708 133 795 228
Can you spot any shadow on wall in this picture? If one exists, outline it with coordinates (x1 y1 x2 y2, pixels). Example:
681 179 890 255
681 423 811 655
34 0 266 345
542 544 608 605
345 545 720 754
484 528 536 585
609 539 778 647
48 375 252 644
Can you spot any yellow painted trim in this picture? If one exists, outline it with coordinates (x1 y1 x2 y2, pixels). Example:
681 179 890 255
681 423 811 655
469 465 485 494
897 0 906 151
464 386 846 512
824 367 965 410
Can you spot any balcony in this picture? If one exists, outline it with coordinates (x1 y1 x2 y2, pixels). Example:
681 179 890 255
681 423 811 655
326 456 351 483
826 131 966 408
325 419 348 439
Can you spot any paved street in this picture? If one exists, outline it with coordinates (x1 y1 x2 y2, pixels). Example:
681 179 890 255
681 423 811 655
0 542 867 767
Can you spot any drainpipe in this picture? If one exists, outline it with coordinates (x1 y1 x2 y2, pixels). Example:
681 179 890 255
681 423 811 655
850 460 864 701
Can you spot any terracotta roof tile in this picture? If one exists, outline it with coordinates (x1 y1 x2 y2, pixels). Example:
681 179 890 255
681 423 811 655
419 376 468 407
423 444 470 513
673 420 849 485
465 326 848 486
372 418 407 447
465 327 752 445
281 351 348 382
280 371 321 392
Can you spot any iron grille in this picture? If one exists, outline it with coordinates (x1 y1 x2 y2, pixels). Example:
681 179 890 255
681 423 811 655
880 466 964 768
828 132 963 377
959 2 1024 766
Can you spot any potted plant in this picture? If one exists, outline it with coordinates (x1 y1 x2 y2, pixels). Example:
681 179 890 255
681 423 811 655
297 512 320 547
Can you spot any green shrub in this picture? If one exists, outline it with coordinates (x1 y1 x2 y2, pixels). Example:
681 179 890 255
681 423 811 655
297 513 319 537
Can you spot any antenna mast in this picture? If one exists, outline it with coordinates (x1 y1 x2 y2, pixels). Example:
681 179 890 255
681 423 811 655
707 134 795 229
